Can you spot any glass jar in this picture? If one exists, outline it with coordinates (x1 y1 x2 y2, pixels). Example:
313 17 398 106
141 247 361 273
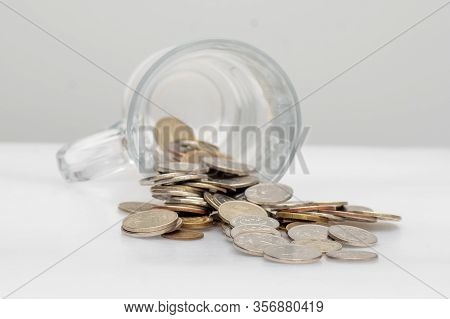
57 39 301 182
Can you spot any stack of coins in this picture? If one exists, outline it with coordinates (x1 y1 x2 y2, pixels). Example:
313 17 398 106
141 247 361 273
118 117 401 262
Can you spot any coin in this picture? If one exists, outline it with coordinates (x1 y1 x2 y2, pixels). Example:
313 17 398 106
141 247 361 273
204 176 259 189
204 192 220 210
292 239 343 253
162 229 204 240
233 233 289 256
139 172 185 185
262 201 312 210
213 193 235 206
156 161 209 174
282 205 338 212
343 210 402 222
118 202 158 213
287 224 329 241
165 197 210 208
245 183 293 205
328 225 377 247
122 217 182 237
152 174 208 186
285 221 310 231
320 210 378 223
230 225 281 238
221 223 232 238
202 157 255 176
218 201 267 224
263 244 322 264
326 250 378 261
154 117 195 150
230 215 280 228
184 182 228 193
156 203 209 215
122 209 179 233
276 211 329 223
181 216 214 229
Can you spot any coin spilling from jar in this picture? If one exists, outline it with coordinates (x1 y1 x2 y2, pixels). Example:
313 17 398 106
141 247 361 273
118 117 401 264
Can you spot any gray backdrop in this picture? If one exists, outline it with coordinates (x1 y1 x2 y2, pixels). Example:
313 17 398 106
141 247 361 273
1 0 449 146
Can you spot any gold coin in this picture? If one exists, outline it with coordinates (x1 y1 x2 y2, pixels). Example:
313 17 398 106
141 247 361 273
122 209 179 233
283 205 338 212
320 210 378 223
154 117 195 150
276 211 329 223
181 216 214 229
118 202 157 213
162 229 204 240
184 182 228 193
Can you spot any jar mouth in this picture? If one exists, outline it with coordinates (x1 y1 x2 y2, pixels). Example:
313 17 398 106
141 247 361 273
127 39 301 182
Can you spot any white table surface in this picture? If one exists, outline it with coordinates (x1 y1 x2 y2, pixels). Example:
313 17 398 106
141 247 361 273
1 143 449 299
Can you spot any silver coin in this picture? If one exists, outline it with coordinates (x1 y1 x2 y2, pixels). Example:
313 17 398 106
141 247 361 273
202 157 255 176
183 182 227 193
230 225 281 238
328 225 377 247
204 192 220 210
221 223 232 238
218 201 267 224
233 233 289 256
326 250 378 261
139 172 184 185
230 215 280 228
263 244 322 264
262 201 312 210
213 193 235 206
287 224 329 241
164 197 210 208
245 183 293 205
292 239 342 253
156 161 209 174
122 217 182 237
152 174 208 186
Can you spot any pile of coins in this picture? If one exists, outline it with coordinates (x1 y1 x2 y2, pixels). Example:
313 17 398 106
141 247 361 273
118 117 401 263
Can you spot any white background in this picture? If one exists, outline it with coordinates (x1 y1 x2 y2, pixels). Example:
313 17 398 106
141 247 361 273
1 0 449 146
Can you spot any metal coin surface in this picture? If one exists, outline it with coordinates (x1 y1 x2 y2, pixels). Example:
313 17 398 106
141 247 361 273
165 197 210 208
202 157 255 176
204 192 220 210
121 218 182 237
139 172 184 185
326 250 378 261
205 176 259 189
233 233 289 256
285 222 310 231
122 209 178 233
221 223 232 238
292 239 342 253
118 202 158 213
230 215 280 228
162 229 204 240
245 183 293 205
213 193 235 206
181 216 214 229
263 244 322 264
287 224 329 241
218 201 267 224
154 117 195 150
328 225 377 247
230 225 281 238
184 182 227 193
156 204 209 215
276 211 329 223
156 161 209 174
152 174 208 186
